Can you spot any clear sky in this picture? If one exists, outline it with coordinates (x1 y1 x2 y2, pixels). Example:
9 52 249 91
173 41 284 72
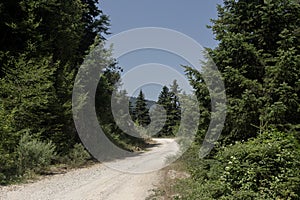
100 0 223 48
99 1 223 100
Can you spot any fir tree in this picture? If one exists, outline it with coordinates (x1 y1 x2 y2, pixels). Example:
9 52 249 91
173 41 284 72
155 84 181 137
135 90 150 127
169 80 181 130
186 0 300 144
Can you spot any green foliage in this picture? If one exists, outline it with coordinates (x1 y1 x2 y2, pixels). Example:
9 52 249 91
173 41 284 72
135 90 151 127
217 130 300 199
177 130 300 200
0 149 17 185
61 143 91 167
0 0 114 184
185 0 300 144
16 131 56 175
90 45 147 150
0 0 109 65
0 54 75 153
102 89 147 150
156 86 173 136
175 1 300 199
169 80 182 131
153 82 181 137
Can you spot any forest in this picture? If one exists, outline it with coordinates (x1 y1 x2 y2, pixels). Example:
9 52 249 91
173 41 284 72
0 0 300 199
172 0 300 199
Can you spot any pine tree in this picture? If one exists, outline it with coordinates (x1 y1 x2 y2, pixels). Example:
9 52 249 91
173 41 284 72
0 54 65 154
0 0 111 153
155 84 181 137
157 86 172 136
178 1 300 198
169 80 181 131
0 0 112 183
129 100 136 121
135 90 150 127
186 0 300 144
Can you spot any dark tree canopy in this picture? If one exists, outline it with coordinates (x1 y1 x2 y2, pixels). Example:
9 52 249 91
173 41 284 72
135 90 150 127
179 0 300 199
186 0 300 143
0 0 146 184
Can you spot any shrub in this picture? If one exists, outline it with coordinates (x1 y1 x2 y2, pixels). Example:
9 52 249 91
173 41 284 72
176 130 300 199
63 143 91 167
217 130 300 199
0 149 17 185
16 132 56 174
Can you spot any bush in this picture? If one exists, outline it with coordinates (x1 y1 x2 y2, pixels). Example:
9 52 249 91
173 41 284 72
62 143 91 167
0 149 17 185
217 130 300 199
176 130 300 199
16 132 56 174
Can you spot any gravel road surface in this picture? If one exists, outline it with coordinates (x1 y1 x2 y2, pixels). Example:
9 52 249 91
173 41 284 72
0 138 179 200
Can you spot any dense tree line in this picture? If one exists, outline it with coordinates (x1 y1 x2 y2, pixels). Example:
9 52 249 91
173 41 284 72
151 80 181 137
175 0 300 199
0 0 144 185
1 1 299 196
129 81 181 137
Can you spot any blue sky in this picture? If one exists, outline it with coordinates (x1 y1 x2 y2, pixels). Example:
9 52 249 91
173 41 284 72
101 0 222 48
100 1 223 100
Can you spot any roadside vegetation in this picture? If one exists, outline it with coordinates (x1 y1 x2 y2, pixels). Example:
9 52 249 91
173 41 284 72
154 0 300 199
129 80 182 138
1 1 299 199
0 0 146 185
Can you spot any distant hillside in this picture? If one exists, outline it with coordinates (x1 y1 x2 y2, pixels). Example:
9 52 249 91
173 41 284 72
129 97 156 109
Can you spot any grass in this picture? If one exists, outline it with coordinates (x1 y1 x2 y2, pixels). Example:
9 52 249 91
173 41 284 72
146 160 190 200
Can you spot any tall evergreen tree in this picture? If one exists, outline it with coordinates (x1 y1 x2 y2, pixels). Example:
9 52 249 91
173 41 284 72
177 1 300 199
0 0 111 152
0 0 113 183
155 84 181 137
135 90 150 127
129 100 136 122
186 0 300 144
157 86 172 136
169 80 181 130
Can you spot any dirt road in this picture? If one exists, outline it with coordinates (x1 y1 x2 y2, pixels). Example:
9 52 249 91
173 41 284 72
0 138 179 200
